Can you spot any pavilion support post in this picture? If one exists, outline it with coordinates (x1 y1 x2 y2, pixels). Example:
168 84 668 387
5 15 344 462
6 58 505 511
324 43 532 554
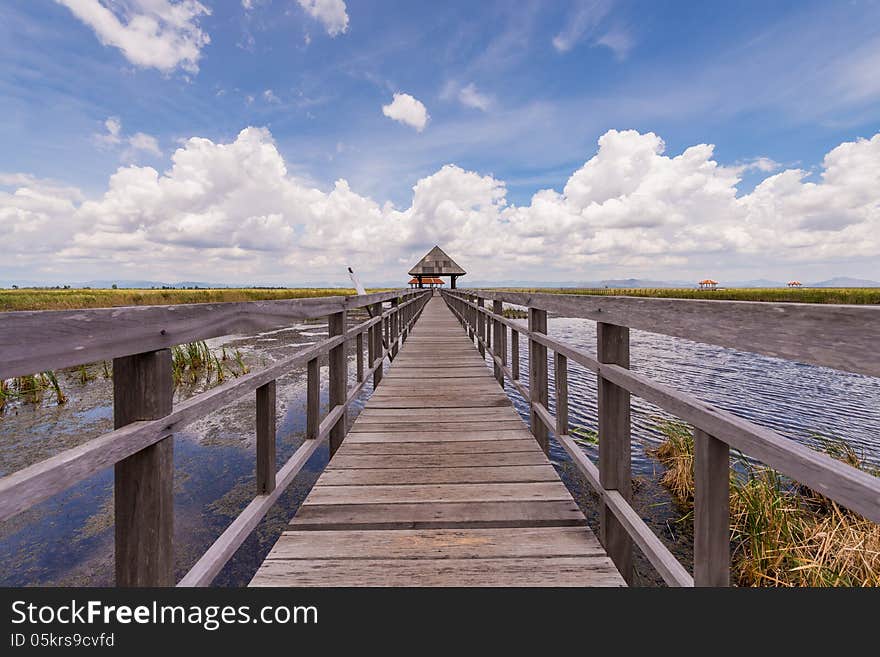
113 349 173 587
528 308 549 454
493 300 504 384
328 310 347 456
598 322 633 585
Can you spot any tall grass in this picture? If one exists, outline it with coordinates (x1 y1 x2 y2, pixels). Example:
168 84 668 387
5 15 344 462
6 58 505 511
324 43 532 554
171 341 249 386
0 287 390 312
649 419 880 586
495 287 880 304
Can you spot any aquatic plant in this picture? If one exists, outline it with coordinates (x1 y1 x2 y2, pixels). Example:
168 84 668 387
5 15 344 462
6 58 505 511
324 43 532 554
101 360 112 379
232 349 249 375
649 419 880 586
77 364 95 384
570 425 599 445
44 370 67 404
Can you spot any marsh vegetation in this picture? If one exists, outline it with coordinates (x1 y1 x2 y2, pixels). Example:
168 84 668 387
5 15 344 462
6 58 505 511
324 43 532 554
650 419 880 586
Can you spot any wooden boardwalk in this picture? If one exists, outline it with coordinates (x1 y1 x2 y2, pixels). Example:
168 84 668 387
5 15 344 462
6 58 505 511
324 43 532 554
250 296 625 586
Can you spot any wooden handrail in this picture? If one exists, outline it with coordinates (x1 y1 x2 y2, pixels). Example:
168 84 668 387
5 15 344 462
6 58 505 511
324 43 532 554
448 289 880 378
0 289 422 380
0 289 432 587
441 288 880 587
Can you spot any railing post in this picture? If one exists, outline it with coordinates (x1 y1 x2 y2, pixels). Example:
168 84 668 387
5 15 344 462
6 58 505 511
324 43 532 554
256 380 276 494
328 310 347 456
511 329 520 380
493 300 504 384
528 308 549 454
597 322 633 584
477 298 486 358
113 349 173 587
371 302 383 388
467 296 474 340
356 332 364 382
555 353 568 436
391 297 400 359
306 357 319 440
694 428 731 586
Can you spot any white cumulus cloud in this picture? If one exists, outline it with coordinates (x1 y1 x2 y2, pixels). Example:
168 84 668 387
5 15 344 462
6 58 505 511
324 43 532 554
56 0 211 73
2 128 879 284
382 93 429 132
297 0 349 37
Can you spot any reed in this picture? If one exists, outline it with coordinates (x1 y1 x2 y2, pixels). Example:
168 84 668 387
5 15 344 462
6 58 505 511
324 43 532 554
44 370 67 404
0 287 390 312
649 419 880 586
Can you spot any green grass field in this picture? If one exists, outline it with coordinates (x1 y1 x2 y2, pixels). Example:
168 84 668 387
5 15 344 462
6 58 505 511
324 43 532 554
2 286 878 312
492 287 880 304
0 288 392 312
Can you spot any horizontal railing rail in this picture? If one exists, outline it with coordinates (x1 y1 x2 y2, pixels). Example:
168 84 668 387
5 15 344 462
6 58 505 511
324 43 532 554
0 290 414 380
441 289 880 587
0 289 431 586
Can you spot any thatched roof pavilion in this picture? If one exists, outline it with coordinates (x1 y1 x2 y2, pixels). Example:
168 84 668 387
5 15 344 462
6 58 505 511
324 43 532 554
408 246 466 288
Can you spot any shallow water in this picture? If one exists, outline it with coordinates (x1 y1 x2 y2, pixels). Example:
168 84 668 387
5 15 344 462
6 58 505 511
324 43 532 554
0 307 877 586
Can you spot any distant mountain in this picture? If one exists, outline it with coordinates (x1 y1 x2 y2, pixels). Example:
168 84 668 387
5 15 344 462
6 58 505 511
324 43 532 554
809 277 880 288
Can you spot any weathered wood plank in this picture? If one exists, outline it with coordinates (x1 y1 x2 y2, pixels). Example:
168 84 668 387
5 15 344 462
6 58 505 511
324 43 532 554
251 556 624 587
288 500 586 530
349 421 526 433
264 527 604 560
332 440 543 457
305 482 572 505
344 429 532 443
319 465 558 486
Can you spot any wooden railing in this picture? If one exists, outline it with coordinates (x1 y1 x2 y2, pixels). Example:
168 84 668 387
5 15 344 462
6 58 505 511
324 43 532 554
441 289 880 587
0 289 431 586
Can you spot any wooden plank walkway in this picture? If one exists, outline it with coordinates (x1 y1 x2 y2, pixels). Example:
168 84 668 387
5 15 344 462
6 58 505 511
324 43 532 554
250 296 624 586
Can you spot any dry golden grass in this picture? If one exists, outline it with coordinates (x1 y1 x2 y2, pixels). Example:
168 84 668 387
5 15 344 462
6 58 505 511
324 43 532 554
650 419 880 586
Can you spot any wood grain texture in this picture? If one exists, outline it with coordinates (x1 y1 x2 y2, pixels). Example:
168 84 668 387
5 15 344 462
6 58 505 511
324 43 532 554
444 289 880 377
328 311 347 456
694 429 730 587
255 380 276 494
528 308 549 453
263 526 602 559
113 349 174 587
0 289 426 379
252 296 623 587
597 322 633 585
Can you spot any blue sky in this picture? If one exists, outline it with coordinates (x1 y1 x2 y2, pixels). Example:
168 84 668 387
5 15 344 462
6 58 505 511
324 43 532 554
1 1 879 285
